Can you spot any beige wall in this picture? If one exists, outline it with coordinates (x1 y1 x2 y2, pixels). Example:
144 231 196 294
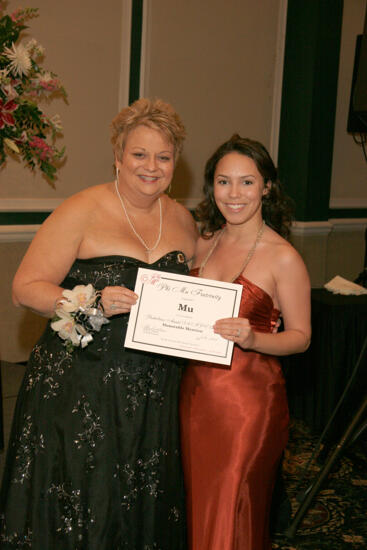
0 241 47 362
325 222 366 281
142 0 283 205
290 221 366 288
330 0 367 208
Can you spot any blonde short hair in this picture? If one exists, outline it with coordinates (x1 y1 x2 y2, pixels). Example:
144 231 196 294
111 98 186 161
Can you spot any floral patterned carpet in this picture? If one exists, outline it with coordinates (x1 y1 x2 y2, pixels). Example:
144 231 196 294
272 420 367 549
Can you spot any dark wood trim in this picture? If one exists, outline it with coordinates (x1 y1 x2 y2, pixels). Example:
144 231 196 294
129 0 143 104
329 208 367 219
0 212 51 225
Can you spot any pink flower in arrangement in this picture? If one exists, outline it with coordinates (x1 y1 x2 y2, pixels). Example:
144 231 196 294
10 10 22 23
14 131 28 144
9 8 38 25
38 78 61 92
2 84 18 101
28 136 54 160
0 98 18 129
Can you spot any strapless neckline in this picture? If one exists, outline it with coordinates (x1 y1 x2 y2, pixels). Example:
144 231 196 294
190 267 279 314
74 250 188 266
236 274 278 313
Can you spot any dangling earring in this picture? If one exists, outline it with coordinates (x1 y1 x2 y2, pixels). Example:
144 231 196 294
166 182 172 195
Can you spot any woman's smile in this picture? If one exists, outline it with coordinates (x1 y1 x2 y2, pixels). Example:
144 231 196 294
213 152 267 226
115 125 175 199
225 203 247 211
138 174 160 183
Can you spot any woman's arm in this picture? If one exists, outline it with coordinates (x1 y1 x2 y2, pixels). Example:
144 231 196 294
13 190 140 318
12 193 93 317
214 246 311 356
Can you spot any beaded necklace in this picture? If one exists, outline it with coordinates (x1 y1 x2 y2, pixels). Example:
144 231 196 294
199 220 265 282
114 179 162 253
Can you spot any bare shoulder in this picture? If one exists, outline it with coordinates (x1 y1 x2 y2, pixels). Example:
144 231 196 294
264 226 298 260
264 227 309 281
41 183 110 229
166 197 198 236
54 183 108 213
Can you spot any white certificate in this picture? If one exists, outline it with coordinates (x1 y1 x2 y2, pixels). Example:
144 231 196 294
124 268 243 365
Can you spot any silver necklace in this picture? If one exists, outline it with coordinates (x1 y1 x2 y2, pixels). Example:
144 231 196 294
199 220 265 281
114 179 162 253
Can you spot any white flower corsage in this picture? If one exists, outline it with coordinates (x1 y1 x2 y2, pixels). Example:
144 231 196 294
51 284 109 351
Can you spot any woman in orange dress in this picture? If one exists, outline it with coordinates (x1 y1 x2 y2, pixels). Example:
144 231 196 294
180 134 311 550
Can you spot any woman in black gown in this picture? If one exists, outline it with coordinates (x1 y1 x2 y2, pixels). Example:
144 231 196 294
0 98 197 549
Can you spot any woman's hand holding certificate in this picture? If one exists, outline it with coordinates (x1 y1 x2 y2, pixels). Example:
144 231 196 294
124 268 243 365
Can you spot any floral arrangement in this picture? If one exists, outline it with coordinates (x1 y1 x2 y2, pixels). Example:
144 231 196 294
51 285 109 352
0 4 67 182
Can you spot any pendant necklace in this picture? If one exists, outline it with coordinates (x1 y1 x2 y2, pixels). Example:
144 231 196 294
115 179 162 253
199 220 265 281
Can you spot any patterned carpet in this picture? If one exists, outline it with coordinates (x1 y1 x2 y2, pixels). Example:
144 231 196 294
272 420 367 549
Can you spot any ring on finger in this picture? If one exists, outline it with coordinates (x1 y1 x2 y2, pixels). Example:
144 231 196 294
236 328 241 338
111 303 117 310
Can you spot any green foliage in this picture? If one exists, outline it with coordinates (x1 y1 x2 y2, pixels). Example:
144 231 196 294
0 6 67 183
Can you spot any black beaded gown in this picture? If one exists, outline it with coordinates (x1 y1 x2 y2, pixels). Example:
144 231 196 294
0 252 188 550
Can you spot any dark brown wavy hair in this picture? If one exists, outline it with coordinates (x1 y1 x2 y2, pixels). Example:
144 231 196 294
196 134 294 239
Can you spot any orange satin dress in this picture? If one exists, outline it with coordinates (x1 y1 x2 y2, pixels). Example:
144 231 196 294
180 270 289 550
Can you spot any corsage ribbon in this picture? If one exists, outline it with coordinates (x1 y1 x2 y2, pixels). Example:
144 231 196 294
51 284 109 351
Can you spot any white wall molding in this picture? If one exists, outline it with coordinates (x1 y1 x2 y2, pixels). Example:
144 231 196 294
139 0 151 98
0 225 39 242
118 0 132 110
1 218 366 244
290 221 333 236
291 218 367 236
0 198 63 212
329 218 367 232
270 0 288 162
329 198 367 209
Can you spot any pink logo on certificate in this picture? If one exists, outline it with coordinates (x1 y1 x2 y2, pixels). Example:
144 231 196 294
140 273 162 285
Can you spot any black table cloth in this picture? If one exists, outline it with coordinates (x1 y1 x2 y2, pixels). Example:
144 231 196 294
283 289 367 438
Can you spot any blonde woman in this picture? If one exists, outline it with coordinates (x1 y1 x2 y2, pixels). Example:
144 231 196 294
1 98 197 549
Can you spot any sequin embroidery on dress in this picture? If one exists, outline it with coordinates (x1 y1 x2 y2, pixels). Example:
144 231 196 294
24 344 73 398
103 357 168 415
0 253 188 549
